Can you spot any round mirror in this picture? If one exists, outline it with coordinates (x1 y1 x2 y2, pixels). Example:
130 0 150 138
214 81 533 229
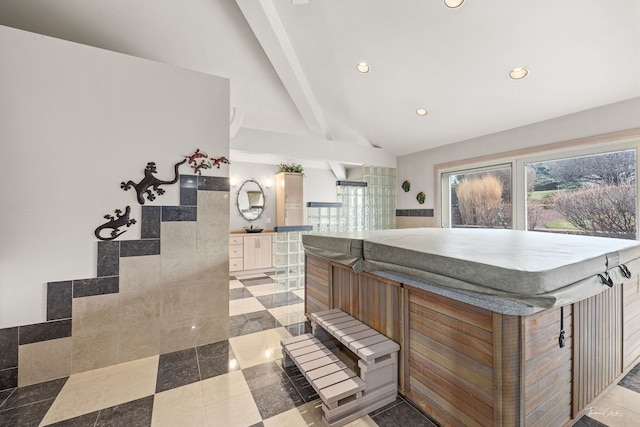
236 179 266 222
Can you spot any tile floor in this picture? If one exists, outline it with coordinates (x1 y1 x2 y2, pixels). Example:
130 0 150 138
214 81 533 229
1 271 639 426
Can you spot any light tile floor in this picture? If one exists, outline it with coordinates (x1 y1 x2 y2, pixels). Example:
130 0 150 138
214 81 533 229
1 272 640 426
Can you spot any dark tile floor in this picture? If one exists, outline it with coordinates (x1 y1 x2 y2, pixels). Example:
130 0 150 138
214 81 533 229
618 362 640 394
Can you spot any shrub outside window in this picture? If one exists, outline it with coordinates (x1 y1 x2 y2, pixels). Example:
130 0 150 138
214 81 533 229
448 166 512 229
526 149 636 239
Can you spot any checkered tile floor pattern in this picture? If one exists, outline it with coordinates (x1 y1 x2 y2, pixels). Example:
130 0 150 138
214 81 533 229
1 272 640 426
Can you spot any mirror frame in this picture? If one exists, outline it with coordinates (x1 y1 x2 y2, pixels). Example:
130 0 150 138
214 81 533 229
235 178 266 222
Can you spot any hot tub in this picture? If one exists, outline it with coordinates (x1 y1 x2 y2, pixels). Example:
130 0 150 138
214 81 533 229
301 229 640 426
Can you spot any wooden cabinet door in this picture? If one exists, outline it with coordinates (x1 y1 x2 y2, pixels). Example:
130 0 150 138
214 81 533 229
284 173 303 205
243 235 272 270
276 172 304 226
284 207 304 225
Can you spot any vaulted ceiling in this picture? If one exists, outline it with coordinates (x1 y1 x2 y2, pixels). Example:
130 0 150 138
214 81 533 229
1 0 639 164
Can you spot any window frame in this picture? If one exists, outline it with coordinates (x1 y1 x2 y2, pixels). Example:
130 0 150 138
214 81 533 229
440 162 514 229
436 131 640 239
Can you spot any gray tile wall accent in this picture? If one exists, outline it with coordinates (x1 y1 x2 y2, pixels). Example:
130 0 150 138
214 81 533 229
396 209 434 217
180 175 198 206
0 367 17 390
336 180 368 187
46 281 72 321
162 206 197 222
273 225 313 232
0 327 18 370
141 206 161 239
73 277 119 298
97 242 119 277
306 202 342 208
120 240 160 257
18 320 72 345
198 176 230 191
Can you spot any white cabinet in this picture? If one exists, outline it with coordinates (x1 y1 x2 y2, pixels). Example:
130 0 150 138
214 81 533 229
229 235 244 272
229 234 273 272
276 172 304 226
243 235 272 270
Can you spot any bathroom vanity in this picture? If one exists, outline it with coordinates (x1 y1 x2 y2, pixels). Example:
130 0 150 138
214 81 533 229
302 229 640 426
229 233 273 272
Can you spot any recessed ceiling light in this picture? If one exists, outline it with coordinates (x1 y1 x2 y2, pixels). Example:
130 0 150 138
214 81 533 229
444 0 464 8
509 67 529 80
357 63 370 73
416 108 428 116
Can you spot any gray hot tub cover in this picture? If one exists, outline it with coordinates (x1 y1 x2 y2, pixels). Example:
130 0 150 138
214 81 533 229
302 229 426 272
303 228 640 308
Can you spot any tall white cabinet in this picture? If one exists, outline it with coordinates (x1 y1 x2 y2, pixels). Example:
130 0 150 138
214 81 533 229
276 172 304 226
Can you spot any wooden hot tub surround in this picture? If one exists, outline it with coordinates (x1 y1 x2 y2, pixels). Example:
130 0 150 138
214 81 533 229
304 253 640 427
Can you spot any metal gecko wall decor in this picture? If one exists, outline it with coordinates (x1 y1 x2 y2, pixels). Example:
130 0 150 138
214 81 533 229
211 156 230 168
121 159 186 204
94 206 136 241
186 149 211 175
185 149 230 175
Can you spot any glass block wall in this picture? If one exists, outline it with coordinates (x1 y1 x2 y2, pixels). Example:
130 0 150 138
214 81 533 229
362 165 396 230
310 166 397 233
336 181 368 232
306 202 343 234
272 229 308 290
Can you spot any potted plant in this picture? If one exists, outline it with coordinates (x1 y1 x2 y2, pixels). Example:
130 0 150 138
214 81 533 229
276 162 304 174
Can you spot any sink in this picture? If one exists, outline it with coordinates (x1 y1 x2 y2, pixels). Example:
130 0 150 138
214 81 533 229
244 227 263 233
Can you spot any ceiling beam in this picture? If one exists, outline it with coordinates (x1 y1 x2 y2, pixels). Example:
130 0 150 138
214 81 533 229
231 128 396 169
235 0 333 139
327 161 346 181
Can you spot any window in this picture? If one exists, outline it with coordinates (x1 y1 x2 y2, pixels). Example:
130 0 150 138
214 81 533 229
438 135 639 240
526 149 636 239
444 165 512 229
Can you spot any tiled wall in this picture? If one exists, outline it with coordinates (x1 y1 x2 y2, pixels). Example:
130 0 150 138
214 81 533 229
0 175 230 390
395 209 435 228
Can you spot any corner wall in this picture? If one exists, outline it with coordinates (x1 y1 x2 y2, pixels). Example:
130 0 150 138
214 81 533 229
0 26 230 389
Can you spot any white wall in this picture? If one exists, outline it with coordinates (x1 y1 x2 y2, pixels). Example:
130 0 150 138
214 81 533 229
0 26 230 328
397 97 640 211
229 161 337 230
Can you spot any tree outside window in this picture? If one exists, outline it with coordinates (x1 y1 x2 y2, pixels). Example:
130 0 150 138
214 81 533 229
526 149 636 239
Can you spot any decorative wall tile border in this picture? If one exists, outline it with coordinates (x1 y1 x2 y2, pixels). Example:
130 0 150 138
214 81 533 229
46 281 72 321
180 176 198 206
0 174 230 391
72 277 119 298
198 176 230 191
0 328 18 370
0 328 18 389
18 320 72 345
0 367 17 390
306 202 343 208
141 206 161 239
396 209 434 217
97 241 119 277
335 180 368 187
273 225 313 232
162 206 197 222
120 240 160 257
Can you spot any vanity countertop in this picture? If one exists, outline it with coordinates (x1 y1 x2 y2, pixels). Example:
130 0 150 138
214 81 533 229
230 229 275 235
